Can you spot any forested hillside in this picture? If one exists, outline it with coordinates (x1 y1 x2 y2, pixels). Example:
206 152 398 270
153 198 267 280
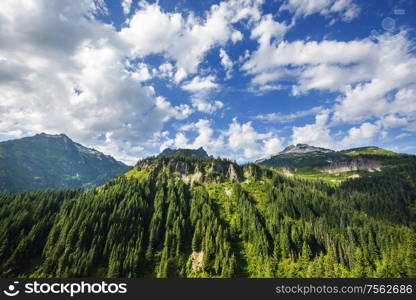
0 155 415 278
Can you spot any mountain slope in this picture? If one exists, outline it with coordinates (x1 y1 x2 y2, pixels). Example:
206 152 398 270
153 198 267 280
0 133 130 193
256 144 414 182
0 155 415 278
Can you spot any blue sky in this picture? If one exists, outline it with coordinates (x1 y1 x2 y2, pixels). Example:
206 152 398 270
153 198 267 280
0 0 415 164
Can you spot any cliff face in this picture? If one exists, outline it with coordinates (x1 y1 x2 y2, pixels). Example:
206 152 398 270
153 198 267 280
133 157 268 185
319 157 382 173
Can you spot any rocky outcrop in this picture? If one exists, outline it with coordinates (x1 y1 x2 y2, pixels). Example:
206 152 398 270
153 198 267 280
280 144 334 154
191 251 204 270
319 157 381 173
169 160 191 174
209 161 227 174
256 143 334 163
139 157 246 185
226 164 239 182
281 168 293 177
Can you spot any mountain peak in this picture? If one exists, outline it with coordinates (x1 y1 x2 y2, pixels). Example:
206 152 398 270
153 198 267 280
0 133 129 193
159 147 209 158
36 132 71 140
280 144 334 154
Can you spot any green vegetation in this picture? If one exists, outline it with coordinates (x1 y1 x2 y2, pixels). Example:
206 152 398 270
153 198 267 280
286 168 363 184
0 154 415 278
257 145 414 184
342 146 399 156
0 133 130 193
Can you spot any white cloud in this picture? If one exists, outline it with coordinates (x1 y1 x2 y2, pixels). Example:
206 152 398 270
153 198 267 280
181 75 219 92
161 119 224 155
263 138 283 157
244 30 416 136
391 85 416 116
128 62 152 82
162 118 282 162
1 0 413 163
291 111 334 148
250 14 291 46
280 0 360 22
377 114 408 129
219 48 233 79
190 99 224 114
240 14 291 89
243 38 374 87
255 106 324 123
95 141 142 166
0 0 193 164
226 118 275 159
120 0 263 76
121 0 133 15
174 68 187 83
231 30 243 43
331 33 416 124
156 62 174 78
339 122 379 148
181 75 223 113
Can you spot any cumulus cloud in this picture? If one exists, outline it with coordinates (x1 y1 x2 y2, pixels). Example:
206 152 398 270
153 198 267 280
231 30 243 43
219 48 233 79
181 75 219 92
155 63 174 78
161 118 283 162
181 75 223 113
127 62 152 82
120 0 263 77
226 118 276 159
243 37 374 90
121 0 133 15
240 14 291 90
1 0 414 162
291 111 334 149
280 0 360 22
331 33 416 124
245 29 416 149
245 32 416 120
263 138 283 157
339 122 380 148
161 119 224 155
0 0 192 163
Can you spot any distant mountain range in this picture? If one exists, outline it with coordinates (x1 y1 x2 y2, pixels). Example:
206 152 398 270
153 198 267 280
1 139 415 278
1 133 413 193
0 133 130 193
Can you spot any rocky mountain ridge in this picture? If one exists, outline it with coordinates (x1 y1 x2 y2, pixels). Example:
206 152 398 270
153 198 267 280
159 147 209 158
129 155 270 186
280 143 335 154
